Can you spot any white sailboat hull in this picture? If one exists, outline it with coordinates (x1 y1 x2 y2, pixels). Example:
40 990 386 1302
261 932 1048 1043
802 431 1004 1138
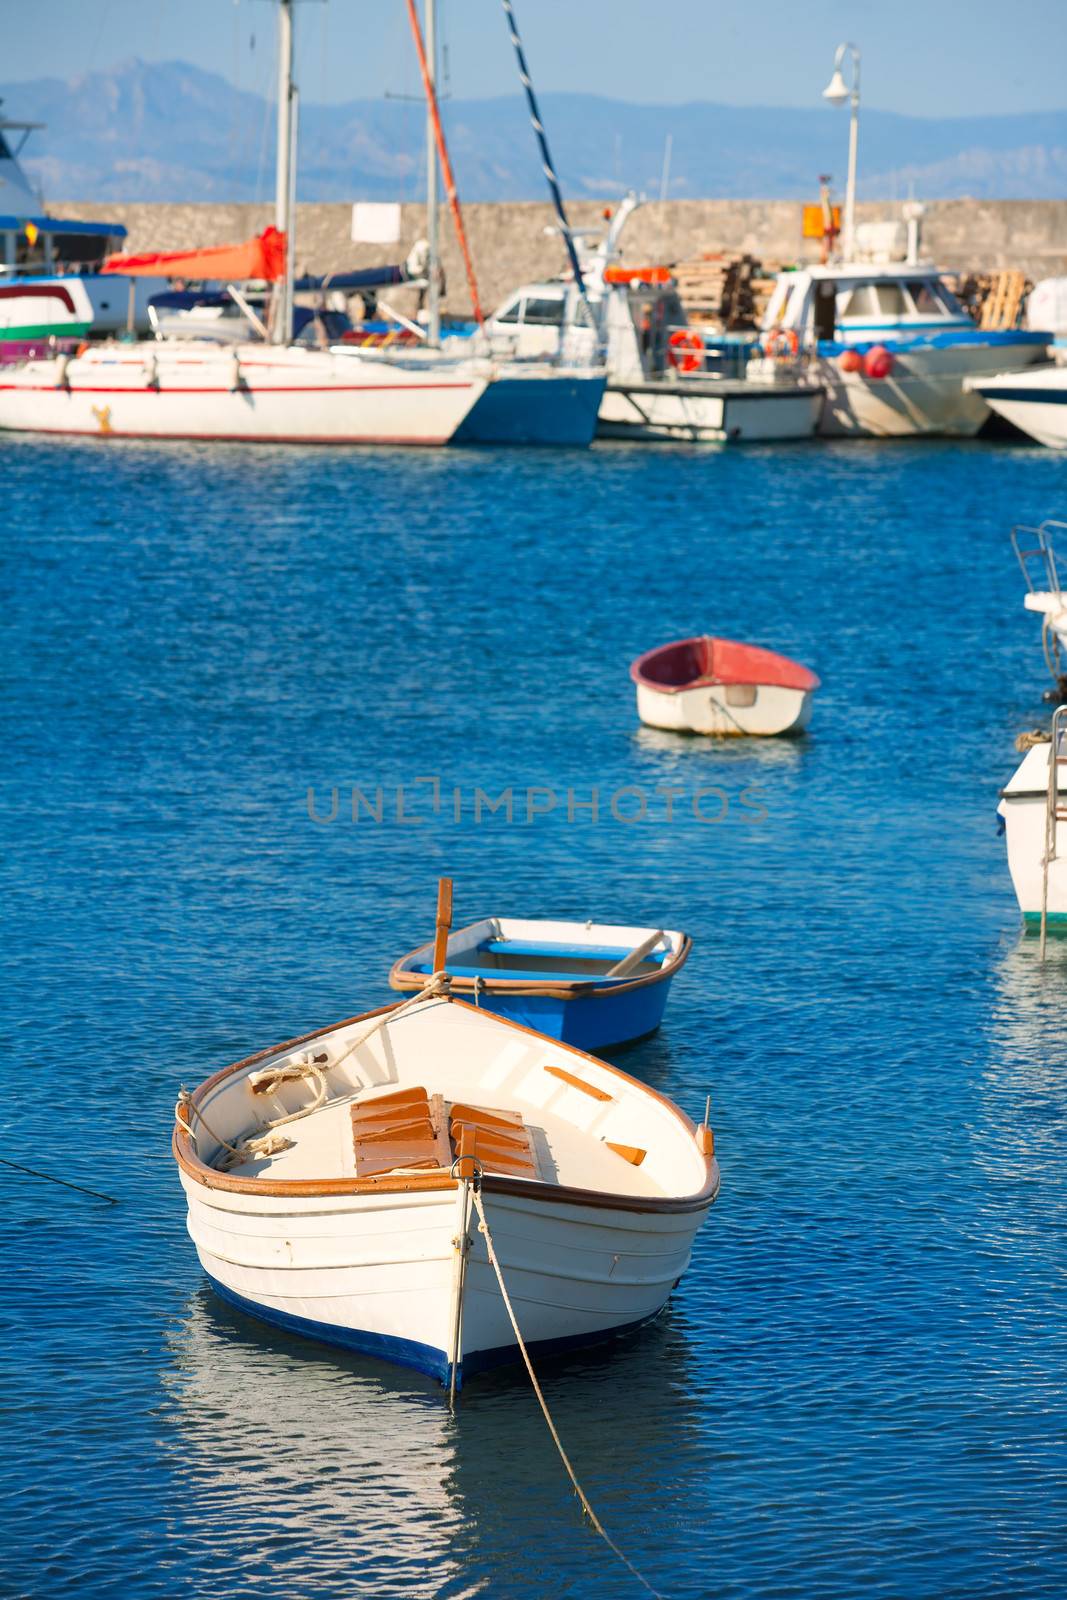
182 1175 703 1381
0 341 487 445
635 679 814 737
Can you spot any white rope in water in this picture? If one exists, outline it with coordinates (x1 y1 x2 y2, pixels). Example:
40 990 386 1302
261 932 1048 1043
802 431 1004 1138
470 1188 665 1600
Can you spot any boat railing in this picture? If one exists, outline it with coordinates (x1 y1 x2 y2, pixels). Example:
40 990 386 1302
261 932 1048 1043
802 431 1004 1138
1011 519 1067 598
659 325 764 381
1040 701 1067 957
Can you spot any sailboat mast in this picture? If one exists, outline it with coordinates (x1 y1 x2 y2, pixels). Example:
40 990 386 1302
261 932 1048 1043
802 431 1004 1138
273 0 295 345
424 0 441 346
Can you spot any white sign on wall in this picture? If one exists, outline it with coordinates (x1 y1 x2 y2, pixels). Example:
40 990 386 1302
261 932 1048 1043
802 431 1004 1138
351 203 402 245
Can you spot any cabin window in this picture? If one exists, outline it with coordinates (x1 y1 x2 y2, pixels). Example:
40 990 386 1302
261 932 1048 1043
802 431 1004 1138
874 283 907 315
838 284 879 318
522 297 564 326
495 298 522 324
906 280 947 317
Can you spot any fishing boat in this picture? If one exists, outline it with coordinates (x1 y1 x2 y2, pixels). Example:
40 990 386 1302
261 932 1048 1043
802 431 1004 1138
390 912 690 1050
173 902 718 1388
486 194 824 444
965 365 1067 450
761 236 1049 438
631 635 820 737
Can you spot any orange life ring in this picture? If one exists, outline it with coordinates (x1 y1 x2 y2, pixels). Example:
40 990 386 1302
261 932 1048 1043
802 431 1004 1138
762 327 799 360
668 328 704 373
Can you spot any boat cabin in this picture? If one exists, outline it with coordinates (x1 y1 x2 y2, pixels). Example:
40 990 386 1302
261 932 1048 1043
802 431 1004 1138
0 105 128 275
762 261 973 349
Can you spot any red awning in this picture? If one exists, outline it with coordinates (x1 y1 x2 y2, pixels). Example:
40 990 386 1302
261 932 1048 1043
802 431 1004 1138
101 227 287 281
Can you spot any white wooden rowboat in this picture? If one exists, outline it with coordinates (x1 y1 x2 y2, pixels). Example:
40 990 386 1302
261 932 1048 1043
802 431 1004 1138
173 989 719 1387
631 635 820 737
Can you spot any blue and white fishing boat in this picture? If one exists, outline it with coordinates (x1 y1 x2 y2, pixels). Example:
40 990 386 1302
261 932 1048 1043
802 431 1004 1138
761 221 1049 437
390 913 690 1051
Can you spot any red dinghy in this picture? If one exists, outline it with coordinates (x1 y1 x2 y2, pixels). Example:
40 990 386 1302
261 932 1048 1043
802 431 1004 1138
630 635 820 737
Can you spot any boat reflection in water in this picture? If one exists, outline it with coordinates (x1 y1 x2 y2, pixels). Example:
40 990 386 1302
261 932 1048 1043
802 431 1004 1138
162 1290 706 1598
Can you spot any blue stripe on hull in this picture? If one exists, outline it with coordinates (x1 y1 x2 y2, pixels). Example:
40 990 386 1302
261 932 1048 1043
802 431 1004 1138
977 387 1067 406
472 977 674 1051
1022 911 1067 926
205 1274 664 1387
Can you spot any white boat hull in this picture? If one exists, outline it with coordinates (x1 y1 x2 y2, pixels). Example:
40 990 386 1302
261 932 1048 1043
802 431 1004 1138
968 368 1067 449
635 679 814 737
597 379 823 443
174 996 718 1385
998 742 1067 924
817 339 1048 438
182 1175 703 1381
0 341 487 444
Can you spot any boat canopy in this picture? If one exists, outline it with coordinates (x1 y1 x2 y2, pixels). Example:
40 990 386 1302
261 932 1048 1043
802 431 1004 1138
102 227 287 281
0 213 128 239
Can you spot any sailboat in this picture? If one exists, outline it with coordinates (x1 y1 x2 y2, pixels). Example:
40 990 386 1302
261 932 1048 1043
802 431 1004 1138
0 3 490 446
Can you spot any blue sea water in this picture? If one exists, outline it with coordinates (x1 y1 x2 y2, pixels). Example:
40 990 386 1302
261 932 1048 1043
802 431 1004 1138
3 433 1067 1600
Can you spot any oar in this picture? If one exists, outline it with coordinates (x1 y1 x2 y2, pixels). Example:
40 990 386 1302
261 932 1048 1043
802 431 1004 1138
604 929 666 979
433 877 454 973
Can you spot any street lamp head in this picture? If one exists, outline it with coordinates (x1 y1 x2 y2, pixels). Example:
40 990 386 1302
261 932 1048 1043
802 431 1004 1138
821 67 850 107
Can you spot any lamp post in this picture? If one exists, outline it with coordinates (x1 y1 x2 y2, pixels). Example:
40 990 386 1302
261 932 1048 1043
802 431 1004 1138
821 42 860 260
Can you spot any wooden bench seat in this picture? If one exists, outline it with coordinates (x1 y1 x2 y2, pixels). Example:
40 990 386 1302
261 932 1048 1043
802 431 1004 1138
351 1087 540 1181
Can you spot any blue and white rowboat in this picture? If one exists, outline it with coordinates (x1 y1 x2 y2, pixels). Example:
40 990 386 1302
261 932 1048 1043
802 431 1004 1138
389 916 691 1051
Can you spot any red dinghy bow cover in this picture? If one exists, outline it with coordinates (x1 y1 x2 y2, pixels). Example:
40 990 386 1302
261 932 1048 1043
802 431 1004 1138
630 636 820 694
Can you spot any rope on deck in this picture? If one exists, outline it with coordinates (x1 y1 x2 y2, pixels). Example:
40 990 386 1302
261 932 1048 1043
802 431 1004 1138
176 973 450 1168
470 1187 665 1600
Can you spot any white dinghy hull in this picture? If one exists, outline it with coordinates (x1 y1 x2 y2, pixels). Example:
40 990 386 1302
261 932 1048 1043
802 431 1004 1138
635 678 815 737
175 996 718 1385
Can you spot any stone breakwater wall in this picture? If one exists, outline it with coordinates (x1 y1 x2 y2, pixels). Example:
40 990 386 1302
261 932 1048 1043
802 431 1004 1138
51 199 1067 314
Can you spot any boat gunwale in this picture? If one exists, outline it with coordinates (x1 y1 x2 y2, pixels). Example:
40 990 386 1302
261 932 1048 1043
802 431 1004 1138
172 995 717 1215
630 634 820 695
388 924 691 998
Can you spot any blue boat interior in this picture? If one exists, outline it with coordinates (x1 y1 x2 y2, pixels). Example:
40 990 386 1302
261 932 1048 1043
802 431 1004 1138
410 937 668 984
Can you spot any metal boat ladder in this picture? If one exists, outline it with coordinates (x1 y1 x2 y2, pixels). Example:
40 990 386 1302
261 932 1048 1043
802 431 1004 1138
1011 521 1067 681
1039 702 1067 958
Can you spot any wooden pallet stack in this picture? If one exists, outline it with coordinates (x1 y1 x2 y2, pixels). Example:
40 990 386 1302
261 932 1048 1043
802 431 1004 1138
944 269 1032 329
669 252 781 332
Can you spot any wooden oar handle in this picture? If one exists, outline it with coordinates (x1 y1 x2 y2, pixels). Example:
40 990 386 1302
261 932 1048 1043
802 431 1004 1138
433 878 454 972
605 929 665 979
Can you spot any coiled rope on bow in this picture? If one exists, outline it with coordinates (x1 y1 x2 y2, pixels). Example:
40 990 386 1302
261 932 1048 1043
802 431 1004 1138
176 973 451 1169
470 1186 665 1600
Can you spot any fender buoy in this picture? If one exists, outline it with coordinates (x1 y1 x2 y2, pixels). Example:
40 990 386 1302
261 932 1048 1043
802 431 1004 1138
668 328 704 373
839 347 863 374
762 327 800 360
864 344 893 379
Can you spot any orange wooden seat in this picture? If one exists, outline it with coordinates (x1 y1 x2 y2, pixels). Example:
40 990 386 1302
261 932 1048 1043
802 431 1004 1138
352 1088 451 1179
449 1102 538 1179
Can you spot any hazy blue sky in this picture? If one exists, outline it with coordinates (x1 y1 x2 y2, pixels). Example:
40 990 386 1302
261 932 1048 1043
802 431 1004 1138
5 0 1066 117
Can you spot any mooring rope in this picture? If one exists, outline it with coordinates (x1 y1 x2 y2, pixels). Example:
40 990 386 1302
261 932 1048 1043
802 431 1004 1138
469 1187 665 1600
0 1155 117 1206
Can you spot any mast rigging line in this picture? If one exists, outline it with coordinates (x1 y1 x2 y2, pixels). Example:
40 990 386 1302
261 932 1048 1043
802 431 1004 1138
499 0 591 316
404 0 486 329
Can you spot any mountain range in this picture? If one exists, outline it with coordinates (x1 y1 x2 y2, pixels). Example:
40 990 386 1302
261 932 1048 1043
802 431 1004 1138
2 58 1066 204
